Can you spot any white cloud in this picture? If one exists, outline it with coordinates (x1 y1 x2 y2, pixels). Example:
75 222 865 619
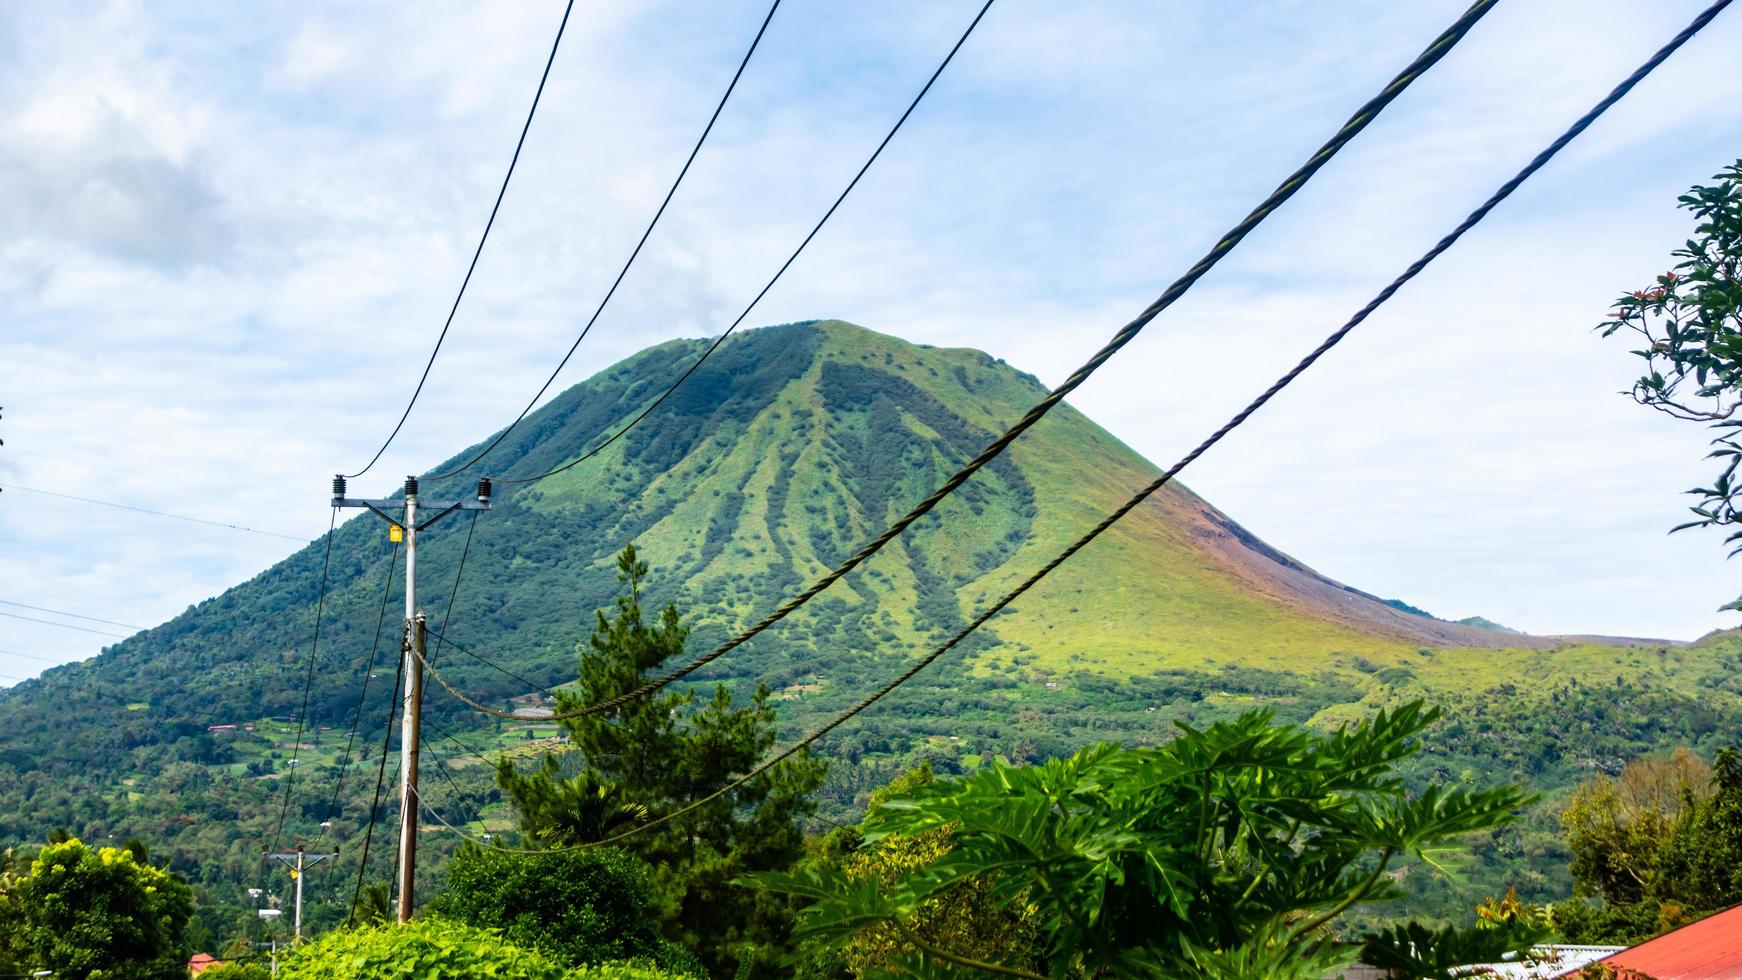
3 0 1741 686
270 22 356 91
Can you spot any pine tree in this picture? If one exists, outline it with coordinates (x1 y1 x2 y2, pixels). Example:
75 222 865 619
498 544 827 977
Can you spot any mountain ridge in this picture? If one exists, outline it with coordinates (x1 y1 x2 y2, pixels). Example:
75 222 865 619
1 318 1736 929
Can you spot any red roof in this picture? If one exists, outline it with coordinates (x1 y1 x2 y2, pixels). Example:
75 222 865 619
1599 904 1742 979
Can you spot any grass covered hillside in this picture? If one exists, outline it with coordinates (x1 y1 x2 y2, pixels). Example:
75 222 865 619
3 319 1740 935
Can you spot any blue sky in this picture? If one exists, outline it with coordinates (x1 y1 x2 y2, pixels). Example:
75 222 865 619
2 0 1740 684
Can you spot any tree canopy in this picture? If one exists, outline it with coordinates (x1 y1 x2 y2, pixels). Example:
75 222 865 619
1556 746 1742 944
754 701 1541 978
1600 159 1742 573
496 544 827 977
1 837 194 980
427 844 698 974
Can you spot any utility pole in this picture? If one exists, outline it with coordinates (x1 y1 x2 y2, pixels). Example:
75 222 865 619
332 474 491 923
397 613 426 924
267 845 336 942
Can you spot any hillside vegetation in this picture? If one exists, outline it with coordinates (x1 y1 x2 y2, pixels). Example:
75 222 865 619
2 320 1739 939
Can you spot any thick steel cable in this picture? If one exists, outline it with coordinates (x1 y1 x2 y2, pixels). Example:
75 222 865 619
347 0 578 479
465 0 1500 724
411 634 557 721
433 0 785 480
422 0 1731 851
494 0 999 487
267 508 337 855
427 627 558 697
323 543 401 829
346 643 407 927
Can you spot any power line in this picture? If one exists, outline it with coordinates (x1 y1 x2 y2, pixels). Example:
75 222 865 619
417 719 498 836
448 0 1499 725
426 628 558 699
0 611 129 639
426 513 478 670
413 639 554 722
346 0 579 479
421 713 500 769
323 543 401 829
432 0 786 480
420 0 1728 853
0 600 145 631
422 753 491 836
0 482 306 540
402 0 1002 726
267 509 337 856
347 643 407 927
493 0 998 487
417 792 500 845
0 647 81 666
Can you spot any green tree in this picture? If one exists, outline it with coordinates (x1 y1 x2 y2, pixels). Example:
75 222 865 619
1599 160 1742 577
497 544 827 977
1654 747 1742 909
6 837 194 980
1561 748 1712 905
0 845 27 976
1553 746 1742 945
427 844 698 974
753 702 1540 978
349 881 390 927
794 762 1042 977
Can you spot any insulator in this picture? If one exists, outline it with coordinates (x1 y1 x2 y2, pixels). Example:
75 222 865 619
477 477 492 502
331 475 346 499
404 475 419 497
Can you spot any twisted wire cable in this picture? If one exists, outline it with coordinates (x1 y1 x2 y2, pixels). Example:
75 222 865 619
442 0 1502 723
417 0 1730 849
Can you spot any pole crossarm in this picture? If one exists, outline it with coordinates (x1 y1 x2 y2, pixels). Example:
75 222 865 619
267 848 338 944
333 496 490 528
267 852 338 865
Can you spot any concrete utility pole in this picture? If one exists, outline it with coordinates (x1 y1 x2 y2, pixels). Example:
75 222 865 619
397 613 426 924
267 845 336 941
332 474 491 923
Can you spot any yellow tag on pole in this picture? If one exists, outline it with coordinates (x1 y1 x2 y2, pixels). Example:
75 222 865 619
389 525 404 543
289 869 300 879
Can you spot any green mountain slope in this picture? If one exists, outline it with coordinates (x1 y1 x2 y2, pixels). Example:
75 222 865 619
3 320 1741 934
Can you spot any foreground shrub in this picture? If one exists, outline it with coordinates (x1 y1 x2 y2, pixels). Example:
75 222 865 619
755 702 1543 978
566 962 693 979
6 837 193 980
426 844 696 973
278 918 567 980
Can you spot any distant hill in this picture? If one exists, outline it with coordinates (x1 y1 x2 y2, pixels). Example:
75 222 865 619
2 319 1738 932
1382 598 1520 634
